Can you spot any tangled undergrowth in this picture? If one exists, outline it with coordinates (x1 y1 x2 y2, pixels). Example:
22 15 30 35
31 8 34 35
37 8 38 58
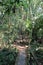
0 47 18 65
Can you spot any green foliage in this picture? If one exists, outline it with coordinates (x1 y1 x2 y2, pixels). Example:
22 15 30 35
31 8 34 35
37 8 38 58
0 47 18 65
35 15 43 29
0 0 20 15
35 49 43 59
25 19 32 31
32 15 43 41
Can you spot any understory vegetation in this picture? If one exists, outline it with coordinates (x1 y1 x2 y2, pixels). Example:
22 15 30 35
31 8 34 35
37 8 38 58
0 47 18 65
27 15 43 65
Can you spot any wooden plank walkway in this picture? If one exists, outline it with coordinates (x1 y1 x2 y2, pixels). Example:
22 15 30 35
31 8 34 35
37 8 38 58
15 46 27 65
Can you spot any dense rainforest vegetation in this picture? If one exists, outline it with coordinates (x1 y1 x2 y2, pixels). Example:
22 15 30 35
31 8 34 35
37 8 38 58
0 0 43 65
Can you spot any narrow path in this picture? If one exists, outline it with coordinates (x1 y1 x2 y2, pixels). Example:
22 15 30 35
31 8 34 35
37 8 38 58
15 46 27 65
